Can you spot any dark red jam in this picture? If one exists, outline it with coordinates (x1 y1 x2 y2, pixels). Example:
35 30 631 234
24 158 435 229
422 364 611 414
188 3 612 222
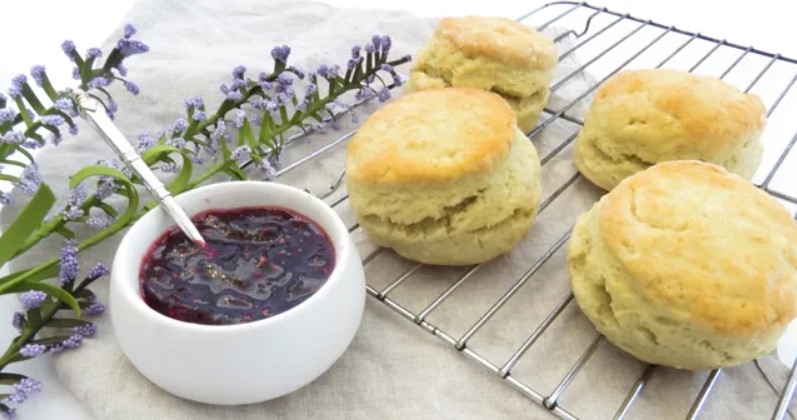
139 206 335 325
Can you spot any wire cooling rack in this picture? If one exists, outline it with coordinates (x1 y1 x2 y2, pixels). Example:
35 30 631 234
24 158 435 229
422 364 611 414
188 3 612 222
273 2 797 419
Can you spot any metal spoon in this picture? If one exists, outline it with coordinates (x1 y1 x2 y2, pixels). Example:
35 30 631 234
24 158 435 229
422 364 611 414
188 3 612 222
75 91 206 247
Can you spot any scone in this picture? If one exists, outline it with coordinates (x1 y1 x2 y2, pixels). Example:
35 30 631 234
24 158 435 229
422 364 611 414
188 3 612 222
408 16 558 133
346 87 542 266
567 161 797 370
574 69 766 191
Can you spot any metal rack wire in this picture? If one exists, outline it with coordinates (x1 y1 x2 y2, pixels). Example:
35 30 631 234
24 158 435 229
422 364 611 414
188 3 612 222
275 2 797 419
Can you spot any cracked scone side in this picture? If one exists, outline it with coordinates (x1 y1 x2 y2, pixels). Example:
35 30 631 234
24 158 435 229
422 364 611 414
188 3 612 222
568 161 797 370
353 130 541 265
574 69 766 191
346 87 542 266
407 16 557 133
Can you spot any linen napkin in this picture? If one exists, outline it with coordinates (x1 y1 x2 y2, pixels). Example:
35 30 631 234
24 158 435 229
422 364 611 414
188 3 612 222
2 0 793 419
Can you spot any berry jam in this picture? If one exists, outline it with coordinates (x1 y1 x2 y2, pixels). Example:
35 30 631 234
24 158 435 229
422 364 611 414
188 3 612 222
139 206 335 325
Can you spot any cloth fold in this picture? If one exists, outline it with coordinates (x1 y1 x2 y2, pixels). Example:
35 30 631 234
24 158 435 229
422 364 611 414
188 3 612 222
3 0 793 419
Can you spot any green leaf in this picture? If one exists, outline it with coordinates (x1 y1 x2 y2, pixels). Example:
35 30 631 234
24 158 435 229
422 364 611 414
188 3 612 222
0 184 55 267
0 373 27 385
26 307 42 326
9 281 81 316
46 318 91 328
20 85 45 114
93 201 118 218
54 225 75 239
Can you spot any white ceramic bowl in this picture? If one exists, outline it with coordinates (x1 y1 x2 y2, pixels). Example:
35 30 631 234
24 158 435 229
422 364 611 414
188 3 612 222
110 181 365 405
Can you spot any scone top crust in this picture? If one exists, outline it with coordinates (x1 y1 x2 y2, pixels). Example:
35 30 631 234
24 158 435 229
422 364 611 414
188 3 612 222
346 87 516 185
600 161 797 336
435 16 557 68
590 69 765 160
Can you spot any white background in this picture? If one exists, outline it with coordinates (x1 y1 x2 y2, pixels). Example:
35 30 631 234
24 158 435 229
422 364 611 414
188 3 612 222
1 1 797 418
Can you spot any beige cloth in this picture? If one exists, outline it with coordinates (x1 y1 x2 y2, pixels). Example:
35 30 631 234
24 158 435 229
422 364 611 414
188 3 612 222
3 0 794 419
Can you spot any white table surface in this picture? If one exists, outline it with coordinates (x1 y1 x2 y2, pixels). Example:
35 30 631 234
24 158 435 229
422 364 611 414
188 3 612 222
1 1 796 418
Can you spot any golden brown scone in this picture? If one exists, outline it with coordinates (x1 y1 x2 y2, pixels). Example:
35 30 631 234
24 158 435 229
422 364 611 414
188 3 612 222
346 87 542 265
408 16 558 133
574 69 766 191
567 161 797 370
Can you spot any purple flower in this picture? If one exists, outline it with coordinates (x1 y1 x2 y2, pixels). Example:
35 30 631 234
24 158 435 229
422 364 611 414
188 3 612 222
380 35 392 53
116 63 128 77
172 118 188 132
271 45 291 63
71 67 81 81
61 40 76 59
380 63 394 73
30 65 46 86
87 214 113 229
86 262 109 279
351 45 361 59
265 100 280 116
54 98 73 112
159 163 180 173
74 323 97 337
136 131 155 153
19 291 47 309
14 378 42 395
2 392 25 407
366 74 375 84
232 65 246 79
231 145 251 162
296 99 309 113
233 110 246 128
371 35 381 49
0 108 14 124
250 96 267 110
276 73 292 87
304 83 317 97
2 131 24 144
61 333 83 349
355 86 377 102
350 107 359 124
190 154 205 164
166 137 187 149
210 121 226 143
69 182 88 206
40 115 66 127
257 159 276 180
87 76 111 89
59 240 79 284
288 66 304 80
364 43 376 54
123 23 137 39
192 110 207 121
225 89 243 101
347 57 362 70
184 96 203 110
63 206 84 220
117 39 149 57
2 408 17 419
19 344 47 358
124 81 140 95
17 164 41 195
86 48 102 59
377 87 391 103
12 313 24 332
84 303 106 316
69 125 79 135
317 64 339 79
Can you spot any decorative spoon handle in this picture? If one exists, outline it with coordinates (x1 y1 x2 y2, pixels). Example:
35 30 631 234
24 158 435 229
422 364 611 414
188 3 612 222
75 92 206 247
